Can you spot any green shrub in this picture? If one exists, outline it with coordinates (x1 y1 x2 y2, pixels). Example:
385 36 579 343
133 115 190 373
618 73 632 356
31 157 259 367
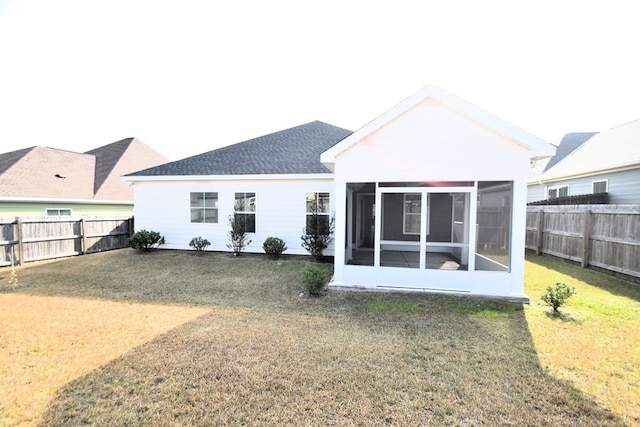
541 282 576 312
263 237 287 259
302 262 328 295
226 206 251 256
189 236 211 251
128 230 165 252
301 213 335 261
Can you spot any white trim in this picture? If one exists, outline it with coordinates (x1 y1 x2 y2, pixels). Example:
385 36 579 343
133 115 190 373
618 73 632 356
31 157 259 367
45 207 73 216
531 163 640 185
592 179 608 194
123 173 334 183
547 184 569 199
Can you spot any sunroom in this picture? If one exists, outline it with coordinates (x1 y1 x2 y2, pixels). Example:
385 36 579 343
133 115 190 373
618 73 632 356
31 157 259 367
321 85 555 300
340 180 513 293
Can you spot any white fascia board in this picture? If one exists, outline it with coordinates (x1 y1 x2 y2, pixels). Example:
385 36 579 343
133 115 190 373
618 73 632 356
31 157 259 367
122 173 335 183
534 162 640 184
0 196 132 205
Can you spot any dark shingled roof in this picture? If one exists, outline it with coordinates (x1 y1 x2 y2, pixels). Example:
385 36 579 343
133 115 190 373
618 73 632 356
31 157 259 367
126 121 352 177
544 132 598 172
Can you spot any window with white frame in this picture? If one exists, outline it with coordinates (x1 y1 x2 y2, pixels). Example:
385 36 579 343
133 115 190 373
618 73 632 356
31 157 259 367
592 180 608 194
45 208 72 216
234 192 256 233
306 192 330 233
403 193 421 235
190 192 218 223
547 185 568 199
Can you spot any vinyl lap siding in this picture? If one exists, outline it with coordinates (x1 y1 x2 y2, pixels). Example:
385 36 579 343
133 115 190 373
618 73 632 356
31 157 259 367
528 168 640 204
132 179 335 255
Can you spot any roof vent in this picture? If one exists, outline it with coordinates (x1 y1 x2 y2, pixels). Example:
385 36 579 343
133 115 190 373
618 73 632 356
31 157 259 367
55 173 66 179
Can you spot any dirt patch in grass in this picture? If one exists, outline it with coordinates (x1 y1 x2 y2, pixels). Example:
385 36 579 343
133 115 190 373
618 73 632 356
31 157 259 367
0 249 635 425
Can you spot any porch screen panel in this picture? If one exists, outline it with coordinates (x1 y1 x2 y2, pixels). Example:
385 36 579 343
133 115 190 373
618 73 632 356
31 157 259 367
381 192 420 269
475 181 512 271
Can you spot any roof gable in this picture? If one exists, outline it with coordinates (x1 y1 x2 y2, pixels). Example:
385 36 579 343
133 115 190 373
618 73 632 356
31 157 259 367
126 121 352 177
321 84 555 168
539 119 640 181
86 138 170 199
542 132 597 172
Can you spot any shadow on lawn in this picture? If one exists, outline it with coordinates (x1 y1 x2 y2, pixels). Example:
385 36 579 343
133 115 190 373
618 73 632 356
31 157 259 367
38 308 621 426
2 250 623 425
527 253 640 303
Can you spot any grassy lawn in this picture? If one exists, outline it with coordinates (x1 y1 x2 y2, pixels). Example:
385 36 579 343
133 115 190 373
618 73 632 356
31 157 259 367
0 249 638 426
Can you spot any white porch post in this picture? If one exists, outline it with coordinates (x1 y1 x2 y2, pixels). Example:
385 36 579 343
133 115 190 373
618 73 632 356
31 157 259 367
333 181 347 284
510 178 527 296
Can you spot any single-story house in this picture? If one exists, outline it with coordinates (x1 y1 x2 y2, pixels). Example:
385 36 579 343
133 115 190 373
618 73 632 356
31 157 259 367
125 85 555 300
528 119 640 205
0 138 170 217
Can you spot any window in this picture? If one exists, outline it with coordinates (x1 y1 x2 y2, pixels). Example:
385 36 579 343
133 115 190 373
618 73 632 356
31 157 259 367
547 185 568 199
45 208 72 216
306 192 330 233
190 192 218 223
234 192 256 233
593 180 608 194
403 193 421 235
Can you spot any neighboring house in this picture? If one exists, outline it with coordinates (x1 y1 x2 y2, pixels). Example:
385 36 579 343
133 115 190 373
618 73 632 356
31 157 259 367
0 138 170 217
528 119 640 204
125 85 555 300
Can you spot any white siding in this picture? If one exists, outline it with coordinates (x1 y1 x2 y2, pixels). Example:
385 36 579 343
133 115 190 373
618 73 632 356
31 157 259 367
335 99 532 183
132 178 335 255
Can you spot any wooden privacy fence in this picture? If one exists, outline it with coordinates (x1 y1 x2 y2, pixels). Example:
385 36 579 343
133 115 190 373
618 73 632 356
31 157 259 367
525 205 640 279
0 216 133 267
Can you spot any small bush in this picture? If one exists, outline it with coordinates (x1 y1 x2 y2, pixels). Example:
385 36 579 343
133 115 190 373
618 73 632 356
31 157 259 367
541 282 576 312
189 236 211 251
226 207 251 256
263 237 287 259
128 230 165 252
302 263 328 295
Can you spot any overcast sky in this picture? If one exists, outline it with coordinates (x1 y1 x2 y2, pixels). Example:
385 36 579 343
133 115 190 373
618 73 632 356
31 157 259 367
1 0 638 160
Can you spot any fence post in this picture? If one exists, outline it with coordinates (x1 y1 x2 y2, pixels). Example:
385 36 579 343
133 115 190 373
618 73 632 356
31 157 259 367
536 210 544 255
581 210 591 268
16 217 24 266
81 217 88 255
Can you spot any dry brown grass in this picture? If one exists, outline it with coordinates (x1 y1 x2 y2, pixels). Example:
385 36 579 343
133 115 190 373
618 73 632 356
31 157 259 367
0 249 636 426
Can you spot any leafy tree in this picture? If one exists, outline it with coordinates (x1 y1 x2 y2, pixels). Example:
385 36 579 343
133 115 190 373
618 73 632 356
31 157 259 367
301 199 334 261
227 201 252 256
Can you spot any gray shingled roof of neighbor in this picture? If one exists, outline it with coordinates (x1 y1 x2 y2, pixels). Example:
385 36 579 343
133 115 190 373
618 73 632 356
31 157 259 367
543 132 598 172
126 121 353 177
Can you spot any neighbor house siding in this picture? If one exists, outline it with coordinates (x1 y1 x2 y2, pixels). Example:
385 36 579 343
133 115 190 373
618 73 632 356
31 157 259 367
527 168 640 204
0 201 133 217
132 178 335 255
